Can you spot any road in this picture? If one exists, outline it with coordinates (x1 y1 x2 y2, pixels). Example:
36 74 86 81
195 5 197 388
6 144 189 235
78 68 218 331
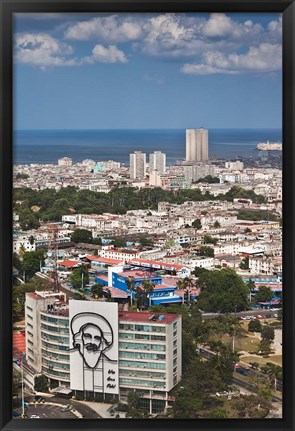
202 308 280 320
24 395 101 419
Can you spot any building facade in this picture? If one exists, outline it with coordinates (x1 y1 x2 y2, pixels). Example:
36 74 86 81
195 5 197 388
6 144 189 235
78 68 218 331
149 151 166 175
186 128 208 162
129 151 147 180
24 293 182 414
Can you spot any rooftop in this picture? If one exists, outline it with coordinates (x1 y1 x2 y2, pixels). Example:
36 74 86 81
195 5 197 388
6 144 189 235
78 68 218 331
118 311 180 324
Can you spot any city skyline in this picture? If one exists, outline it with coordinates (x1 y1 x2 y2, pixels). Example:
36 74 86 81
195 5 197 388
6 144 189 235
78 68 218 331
14 12 282 130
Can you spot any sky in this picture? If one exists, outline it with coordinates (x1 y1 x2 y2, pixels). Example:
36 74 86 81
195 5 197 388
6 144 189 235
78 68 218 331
13 12 282 130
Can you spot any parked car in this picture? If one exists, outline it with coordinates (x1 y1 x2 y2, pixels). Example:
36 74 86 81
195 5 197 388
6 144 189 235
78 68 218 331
12 412 21 417
29 415 41 419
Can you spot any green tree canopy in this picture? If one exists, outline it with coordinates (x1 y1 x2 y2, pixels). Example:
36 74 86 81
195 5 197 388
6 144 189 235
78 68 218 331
192 219 202 229
22 251 45 279
197 269 250 313
254 286 274 304
248 319 262 333
70 266 89 289
34 374 49 392
71 229 93 244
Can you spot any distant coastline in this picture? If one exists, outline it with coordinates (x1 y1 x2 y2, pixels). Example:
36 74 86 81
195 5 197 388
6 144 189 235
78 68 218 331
14 128 282 165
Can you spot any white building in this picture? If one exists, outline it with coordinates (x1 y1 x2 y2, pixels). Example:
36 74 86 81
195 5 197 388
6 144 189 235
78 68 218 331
183 163 216 183
186 128 208 162
24 293 182 414
129 151 147 180
249 257 282 275
149 170 162 187
149 151 166 175
58 157 72 167
224 161 244 170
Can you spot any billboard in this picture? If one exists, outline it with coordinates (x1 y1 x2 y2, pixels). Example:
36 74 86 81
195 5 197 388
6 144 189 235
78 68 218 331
69 300 119 395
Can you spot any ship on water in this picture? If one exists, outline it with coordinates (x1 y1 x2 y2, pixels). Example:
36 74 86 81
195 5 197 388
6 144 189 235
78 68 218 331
256 140 282 151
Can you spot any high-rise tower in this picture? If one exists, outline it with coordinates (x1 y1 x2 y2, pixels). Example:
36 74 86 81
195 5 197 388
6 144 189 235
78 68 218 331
186 128 208 162
129 151 147 179
149 151 166 174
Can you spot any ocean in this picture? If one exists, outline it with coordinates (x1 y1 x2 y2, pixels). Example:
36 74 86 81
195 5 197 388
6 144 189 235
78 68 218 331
13 128 282 165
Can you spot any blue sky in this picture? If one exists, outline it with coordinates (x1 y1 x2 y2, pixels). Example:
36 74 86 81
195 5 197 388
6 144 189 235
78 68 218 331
14 12 282 130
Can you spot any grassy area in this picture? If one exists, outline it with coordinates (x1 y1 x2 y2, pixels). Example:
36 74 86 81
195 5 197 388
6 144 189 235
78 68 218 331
235 335 260 353
240 355 282 367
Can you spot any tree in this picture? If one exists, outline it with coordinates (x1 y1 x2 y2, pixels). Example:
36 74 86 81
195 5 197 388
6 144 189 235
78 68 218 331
192 219 202 229
136 279 155 310
71 229 93 244
92 237 102 246
194 267 209 277
259 339 272 356
254 286 273 304
261 325 275 342
207 408 228 419
70 266 89 289
139 237 154 248
197 246 214 257
197 269 249 313
203 234 217 245
16 172 29 180
91 283 105 298
13 369 22 398
213 220 221 228
248 319 262 333
172 388 203 419
126 277 136 306
239 256 249 270
22 250 45 279
34 374 49 392
111 238 125 248
13 281 45 322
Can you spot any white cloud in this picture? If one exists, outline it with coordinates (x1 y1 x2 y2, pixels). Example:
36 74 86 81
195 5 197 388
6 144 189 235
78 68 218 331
64 15 142 43
82 44 128 64
15 33 76 68
202 13 234 38
181 43 282 75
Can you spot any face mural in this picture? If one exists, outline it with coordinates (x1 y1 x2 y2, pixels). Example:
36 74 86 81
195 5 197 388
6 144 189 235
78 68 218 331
70 312 114 369
69 302 119 394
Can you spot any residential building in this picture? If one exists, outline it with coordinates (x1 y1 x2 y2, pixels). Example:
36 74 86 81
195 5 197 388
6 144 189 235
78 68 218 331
129 151 147 180
149 151 166 175
24 293 182 414
186 128 208 162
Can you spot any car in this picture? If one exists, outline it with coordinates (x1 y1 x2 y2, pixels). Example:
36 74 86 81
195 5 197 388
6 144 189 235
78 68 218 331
12 412 21 417
274 313 278 318
29 415 41 419
266 314 272 318
256 315 263 319
61 407 71 412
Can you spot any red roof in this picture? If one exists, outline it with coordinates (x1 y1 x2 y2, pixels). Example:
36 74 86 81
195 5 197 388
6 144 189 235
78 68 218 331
58 260 83 268
26 292 43 300
118 311 180 324
13 330 26 358
87 255 124 265
130 258 184 271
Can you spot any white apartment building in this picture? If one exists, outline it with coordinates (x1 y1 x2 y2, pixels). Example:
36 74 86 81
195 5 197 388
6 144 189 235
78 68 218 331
249 257 282 275
186 128 208 162
24 293 182 414
58 157 72 167
149 170 162 187
149 151 166 175
183 163 216 183
129 151 147 180
224 161 244 170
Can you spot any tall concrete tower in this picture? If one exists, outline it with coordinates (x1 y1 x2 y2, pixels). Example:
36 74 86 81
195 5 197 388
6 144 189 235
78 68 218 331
186 128 208 162
149 151 166 174
129 151 147 179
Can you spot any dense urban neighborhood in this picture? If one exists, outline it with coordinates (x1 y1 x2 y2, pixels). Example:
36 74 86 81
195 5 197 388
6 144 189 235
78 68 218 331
12 134 282 420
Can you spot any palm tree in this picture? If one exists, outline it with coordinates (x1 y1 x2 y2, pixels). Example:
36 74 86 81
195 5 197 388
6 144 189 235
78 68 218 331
265 363 282 391
126 277 136 307
141 279 155 309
